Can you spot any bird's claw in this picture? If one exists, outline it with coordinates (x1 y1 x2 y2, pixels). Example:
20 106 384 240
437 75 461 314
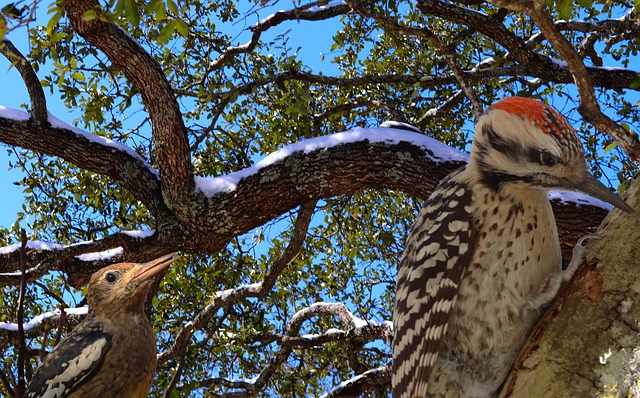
565 234 601 278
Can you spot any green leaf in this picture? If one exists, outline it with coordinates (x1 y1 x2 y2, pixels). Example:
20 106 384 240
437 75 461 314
123 0 140 26
71 72 86 81
0 14 6 41
46 9 62 37
1 3 24 19
158 20 177 43
555 0 573 20
167 0 178 15
82 10 97 21
175 19 188 37
604 142 618 152
575 0 593 8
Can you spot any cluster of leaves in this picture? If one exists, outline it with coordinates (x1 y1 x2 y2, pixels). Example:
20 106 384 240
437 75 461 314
1 0 640 397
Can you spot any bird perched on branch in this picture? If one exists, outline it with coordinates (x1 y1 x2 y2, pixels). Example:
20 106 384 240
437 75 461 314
25 253 177 398
392 97 633 398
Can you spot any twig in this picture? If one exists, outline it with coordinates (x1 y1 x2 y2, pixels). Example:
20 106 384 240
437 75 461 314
347 0 484 119
16 228 28 397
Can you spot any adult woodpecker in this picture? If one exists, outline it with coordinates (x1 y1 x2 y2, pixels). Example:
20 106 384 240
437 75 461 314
392 97 633 397
25 253 177 398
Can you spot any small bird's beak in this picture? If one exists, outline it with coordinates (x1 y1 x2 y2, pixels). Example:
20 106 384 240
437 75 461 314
572 173 634 213
133 252 178 282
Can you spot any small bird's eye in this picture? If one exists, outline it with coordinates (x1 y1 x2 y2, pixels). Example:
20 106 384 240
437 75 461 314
539 151 558 167
105 272 117 283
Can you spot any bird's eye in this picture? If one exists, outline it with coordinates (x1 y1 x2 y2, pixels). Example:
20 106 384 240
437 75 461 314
105 272 117 283
538 151 558 167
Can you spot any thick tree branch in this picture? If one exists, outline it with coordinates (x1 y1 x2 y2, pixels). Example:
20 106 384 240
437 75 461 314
0 133 610 285
60 0 197 225
0 115 163 214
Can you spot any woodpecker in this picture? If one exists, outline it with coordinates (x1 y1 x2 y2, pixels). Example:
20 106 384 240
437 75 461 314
25 253 177 398
392 97 633 398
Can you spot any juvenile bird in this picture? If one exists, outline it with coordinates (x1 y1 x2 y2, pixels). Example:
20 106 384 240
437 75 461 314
25 253 177 398
392 97 633 397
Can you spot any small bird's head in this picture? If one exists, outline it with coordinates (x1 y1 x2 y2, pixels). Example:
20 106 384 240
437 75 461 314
470 96 633 212
87 253 177 314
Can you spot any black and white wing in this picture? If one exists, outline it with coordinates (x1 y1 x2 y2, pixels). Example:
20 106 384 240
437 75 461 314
25 328 112 398
392 167 477 397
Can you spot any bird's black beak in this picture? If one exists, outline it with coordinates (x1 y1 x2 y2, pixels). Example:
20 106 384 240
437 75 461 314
573 173 634 213
133 252 178 282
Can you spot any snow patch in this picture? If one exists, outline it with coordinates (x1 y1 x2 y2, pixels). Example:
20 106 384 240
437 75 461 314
75 247 123 261
548 190 613 210
47 112 156 173
121 229 156 239
0 240 64 255
320 366 388 397
0 105 31 121
0 307 88 332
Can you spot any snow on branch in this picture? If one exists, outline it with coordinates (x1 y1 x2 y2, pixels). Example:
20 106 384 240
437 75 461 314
320 366 390 398
0 307 88 340
195 126 469 196
0 231 158 286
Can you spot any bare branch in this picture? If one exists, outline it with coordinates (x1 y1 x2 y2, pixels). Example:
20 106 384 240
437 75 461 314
181 302 392 396
210 0 349 70
0 40 47 124
417 0 550 75
260 201 316 296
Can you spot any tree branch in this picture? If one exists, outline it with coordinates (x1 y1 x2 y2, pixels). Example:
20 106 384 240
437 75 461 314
0 114 164 214
0 132 610 285
0 39 47 124
181 302 392 396
15 229 27 397
321 366 390 398
60 0 197 224
208 0 350 71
